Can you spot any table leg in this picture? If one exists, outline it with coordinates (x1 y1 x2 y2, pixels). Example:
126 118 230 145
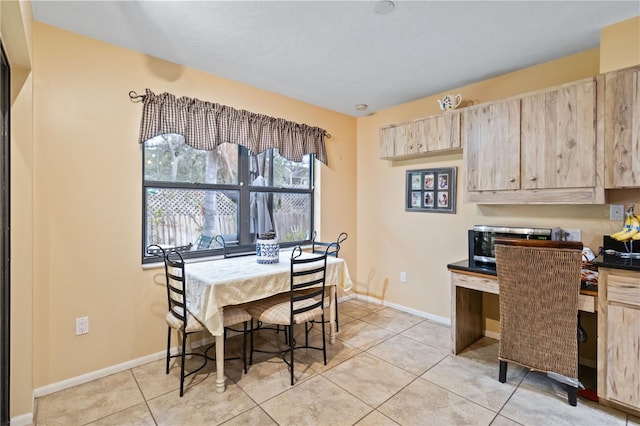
215 334 225 393
329 285 336 344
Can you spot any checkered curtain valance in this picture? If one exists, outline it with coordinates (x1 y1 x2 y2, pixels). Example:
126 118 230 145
137 89 329 165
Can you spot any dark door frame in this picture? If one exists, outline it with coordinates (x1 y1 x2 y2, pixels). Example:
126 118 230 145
0 40 11 426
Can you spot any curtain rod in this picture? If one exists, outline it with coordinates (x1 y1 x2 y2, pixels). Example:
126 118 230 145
129 91 145 102
128 90 331 138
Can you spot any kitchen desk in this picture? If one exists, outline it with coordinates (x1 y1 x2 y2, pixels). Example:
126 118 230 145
448 259 597 355
186 250 353 393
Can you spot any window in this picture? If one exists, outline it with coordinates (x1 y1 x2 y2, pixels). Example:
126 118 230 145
142 134 314 262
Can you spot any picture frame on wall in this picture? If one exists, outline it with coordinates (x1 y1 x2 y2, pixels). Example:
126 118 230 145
405 167 457 214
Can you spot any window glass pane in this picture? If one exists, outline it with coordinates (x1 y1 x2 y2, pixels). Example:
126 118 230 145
144 134 238 184
249 149 311 189
250 191 310 243
145 188 239 250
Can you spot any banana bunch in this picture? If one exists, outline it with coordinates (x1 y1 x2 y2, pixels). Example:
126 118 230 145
610 205 640 241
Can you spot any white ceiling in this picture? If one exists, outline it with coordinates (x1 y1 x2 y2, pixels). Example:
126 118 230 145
31 1 639 116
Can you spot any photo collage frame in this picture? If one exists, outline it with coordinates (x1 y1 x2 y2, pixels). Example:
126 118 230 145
406 167 457 213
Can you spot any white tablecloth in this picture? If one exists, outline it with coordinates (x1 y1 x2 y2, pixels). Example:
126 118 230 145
186 250 353 336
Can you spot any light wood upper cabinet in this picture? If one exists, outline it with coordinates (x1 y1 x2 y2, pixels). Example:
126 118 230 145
379 125 396 159
520 79 597 190
463 78 603 204
379 113 461 160
414 112 461 152
463 99 520 192
604 67 640 188
392 123 416 157
379 122 416 158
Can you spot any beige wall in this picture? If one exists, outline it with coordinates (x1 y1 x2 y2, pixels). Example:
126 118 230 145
2 0 34 419
30 22 356 388
600 16 640 73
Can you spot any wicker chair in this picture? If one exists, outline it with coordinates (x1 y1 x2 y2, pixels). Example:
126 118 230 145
494 238 583 406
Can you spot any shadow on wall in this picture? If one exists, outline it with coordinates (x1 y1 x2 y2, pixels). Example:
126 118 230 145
144 55 184 82
353 268 389 304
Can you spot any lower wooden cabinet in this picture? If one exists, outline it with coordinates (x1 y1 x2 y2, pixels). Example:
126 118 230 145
598 268 640 415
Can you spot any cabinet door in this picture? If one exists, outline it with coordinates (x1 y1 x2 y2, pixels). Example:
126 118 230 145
413 112 461 153
379 123 416 158
463 99 520 192
379 126 396 159
606 304 640 409
605 68 640 188
393 123 416 157
521 79 597 190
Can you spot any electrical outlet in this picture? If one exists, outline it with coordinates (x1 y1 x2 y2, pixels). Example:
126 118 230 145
609 204 625 221
400 271 407 283
564 229 582 242
76 317 89 335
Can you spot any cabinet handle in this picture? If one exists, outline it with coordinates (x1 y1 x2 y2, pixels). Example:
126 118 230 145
408 146 413 150
619 165 626 171
530 176 537 181
417 144 423 148
509 178 515 183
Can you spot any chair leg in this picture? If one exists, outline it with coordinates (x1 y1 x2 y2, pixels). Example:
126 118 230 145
499 360 507 383
179 331 187 397
568 386 578 406
242 321 248 374
289 322 295 386
321 315 327 366
166 327 172 374
334 291 339 332
249 319 254 366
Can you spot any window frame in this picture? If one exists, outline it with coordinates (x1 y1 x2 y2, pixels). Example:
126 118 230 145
141 141 315 264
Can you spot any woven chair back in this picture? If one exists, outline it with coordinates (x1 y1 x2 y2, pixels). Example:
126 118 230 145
495 240 582 378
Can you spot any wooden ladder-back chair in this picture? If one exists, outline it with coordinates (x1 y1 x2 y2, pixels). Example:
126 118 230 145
311 231 348 331
148 245 251 396
494 238 583 406
246 246 330 385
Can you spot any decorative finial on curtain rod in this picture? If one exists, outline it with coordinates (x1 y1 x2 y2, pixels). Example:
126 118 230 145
128 91 146 102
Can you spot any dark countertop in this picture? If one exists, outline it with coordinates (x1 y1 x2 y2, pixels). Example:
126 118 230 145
447 259 497 276
594 254 640 272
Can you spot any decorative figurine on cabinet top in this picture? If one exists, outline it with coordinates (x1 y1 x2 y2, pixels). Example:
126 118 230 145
437 94 462 112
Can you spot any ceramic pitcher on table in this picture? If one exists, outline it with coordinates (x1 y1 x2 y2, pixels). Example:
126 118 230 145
437 94 462 111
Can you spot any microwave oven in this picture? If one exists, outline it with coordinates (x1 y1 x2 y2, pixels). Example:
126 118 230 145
468 225 553 266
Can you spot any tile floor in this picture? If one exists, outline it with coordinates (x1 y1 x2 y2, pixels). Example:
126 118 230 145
35 298 639 426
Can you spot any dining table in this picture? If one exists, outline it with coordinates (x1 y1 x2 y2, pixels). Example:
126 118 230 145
185 248 353 393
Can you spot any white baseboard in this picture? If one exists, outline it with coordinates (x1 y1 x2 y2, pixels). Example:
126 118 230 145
353 294 451 326
484 330 500 340
24 349 171 425
33 350 167 398
10 412 33 426
32 336 218 399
